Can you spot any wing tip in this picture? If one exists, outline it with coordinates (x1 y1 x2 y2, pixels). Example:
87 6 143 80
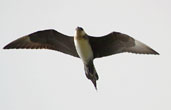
3 44 14 49
3 42 24 49
151 50 160 55
147 46 160 55
3 46 7 49
134 40 160 55
127 50 160 55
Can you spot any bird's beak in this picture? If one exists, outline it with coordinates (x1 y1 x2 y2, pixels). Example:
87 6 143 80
75 27 80 31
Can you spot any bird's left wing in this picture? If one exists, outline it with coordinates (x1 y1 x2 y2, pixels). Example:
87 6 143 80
88 32 159 58
3 29 79 58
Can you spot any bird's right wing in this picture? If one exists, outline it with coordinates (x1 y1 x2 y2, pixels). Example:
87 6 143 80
3 29 79 58
89 32 159 58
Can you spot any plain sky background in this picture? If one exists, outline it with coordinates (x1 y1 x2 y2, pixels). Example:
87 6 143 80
0 0 171 110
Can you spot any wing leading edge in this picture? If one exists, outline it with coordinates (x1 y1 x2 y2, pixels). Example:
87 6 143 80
89 32 159 58
3 29 79 58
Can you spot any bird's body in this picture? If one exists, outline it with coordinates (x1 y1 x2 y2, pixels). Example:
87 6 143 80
74 27 98 89
3 27 159 89
74 30 93 64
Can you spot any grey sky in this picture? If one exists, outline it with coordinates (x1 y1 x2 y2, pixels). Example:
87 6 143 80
0 0 171 110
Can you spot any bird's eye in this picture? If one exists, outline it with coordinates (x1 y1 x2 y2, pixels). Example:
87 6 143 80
79 27 83 31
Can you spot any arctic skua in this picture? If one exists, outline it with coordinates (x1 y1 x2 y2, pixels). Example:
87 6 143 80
3 27 159 89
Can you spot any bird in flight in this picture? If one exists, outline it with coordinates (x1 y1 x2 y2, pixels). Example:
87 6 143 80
3 27 159 89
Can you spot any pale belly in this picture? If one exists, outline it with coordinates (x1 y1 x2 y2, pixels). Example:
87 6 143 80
74 38 94 63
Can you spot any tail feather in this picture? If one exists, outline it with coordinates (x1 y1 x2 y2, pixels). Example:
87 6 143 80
84 61 99 90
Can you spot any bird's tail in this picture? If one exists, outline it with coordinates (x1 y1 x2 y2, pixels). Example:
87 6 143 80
84 60 99 90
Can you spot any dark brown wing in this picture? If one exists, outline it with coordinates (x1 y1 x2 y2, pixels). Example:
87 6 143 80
3 29 79 58
89 32 159 58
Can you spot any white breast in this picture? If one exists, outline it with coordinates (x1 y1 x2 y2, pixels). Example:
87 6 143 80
74 38 94 64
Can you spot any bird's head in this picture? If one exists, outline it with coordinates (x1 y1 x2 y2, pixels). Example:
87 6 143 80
75 27 86 39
